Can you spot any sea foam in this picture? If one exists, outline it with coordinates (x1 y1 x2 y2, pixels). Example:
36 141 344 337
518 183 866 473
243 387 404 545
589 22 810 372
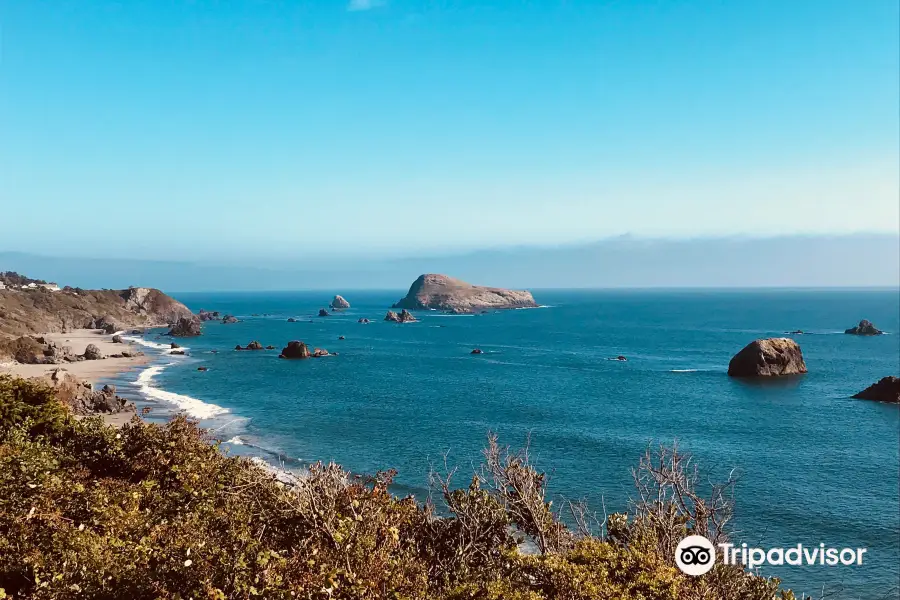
136 364 227 418
120 335 187 353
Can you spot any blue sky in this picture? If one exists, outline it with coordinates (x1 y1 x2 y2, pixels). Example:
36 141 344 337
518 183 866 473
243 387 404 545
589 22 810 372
1 0 898 261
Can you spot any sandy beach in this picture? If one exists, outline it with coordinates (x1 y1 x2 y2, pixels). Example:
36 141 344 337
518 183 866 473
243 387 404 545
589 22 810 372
0 329 152 384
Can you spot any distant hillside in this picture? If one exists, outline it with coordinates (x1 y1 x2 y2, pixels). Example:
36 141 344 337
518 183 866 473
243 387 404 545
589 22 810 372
1 234 897 291
0 284 193 338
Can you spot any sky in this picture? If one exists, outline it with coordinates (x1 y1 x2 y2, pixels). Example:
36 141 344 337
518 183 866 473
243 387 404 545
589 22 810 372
1 0 898 262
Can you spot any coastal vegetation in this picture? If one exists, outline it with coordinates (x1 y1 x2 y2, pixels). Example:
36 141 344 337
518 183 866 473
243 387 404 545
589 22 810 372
0 375 795 600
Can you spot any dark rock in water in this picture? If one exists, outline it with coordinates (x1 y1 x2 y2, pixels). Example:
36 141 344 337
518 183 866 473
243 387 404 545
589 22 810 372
331 295 351 309
234 344 243 350
265 345 276 350
852 377 900 404
312 347 330 357
222 314 240 324
111 334 123 343
198 366 208 372
358 318 370 324
287 317 298 322
246 341 264 350
845 320 883 336
392 273 538 313
318 309 330 317
786 330 805 335
82 343 103 360
471 348 483 354
168 316 202 337
727 338 807 377
170 350 186 356
385 309 417 323
170 342 181 349
338 335 345 340
279 341 311 359
198 309 221 322
606 355 627 362
131 329 144 334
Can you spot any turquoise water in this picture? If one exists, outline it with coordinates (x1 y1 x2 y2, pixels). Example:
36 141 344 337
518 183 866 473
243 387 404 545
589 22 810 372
111 289 899 598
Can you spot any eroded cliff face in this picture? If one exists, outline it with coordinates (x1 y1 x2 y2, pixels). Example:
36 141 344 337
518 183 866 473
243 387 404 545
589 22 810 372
0 286 193 338
392 274 538 314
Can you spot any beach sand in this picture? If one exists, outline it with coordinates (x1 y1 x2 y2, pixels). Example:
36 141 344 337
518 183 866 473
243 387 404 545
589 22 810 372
0 329 152 383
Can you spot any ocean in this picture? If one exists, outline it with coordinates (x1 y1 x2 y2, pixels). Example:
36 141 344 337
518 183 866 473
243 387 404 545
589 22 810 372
108 289 899 598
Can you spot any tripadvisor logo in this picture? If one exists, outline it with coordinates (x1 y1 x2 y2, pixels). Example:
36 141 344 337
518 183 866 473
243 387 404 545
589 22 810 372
675 535 716 576
675 535 868 576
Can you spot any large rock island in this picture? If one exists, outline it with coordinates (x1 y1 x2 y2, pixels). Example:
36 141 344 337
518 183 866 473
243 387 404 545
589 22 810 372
392 274 538 314
727 338 808 377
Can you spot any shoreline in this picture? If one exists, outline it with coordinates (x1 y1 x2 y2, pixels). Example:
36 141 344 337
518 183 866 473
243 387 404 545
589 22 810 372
0 329 153 384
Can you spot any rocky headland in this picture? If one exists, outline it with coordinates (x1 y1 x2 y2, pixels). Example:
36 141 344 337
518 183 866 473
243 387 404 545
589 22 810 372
0 283 193 338
392 274 538 314
727 338 808 377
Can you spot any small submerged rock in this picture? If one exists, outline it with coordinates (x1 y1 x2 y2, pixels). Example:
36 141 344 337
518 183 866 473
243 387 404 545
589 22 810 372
338 335 345 340
235 341 264 351
358 318 370 324
222 315 240 324
852 377 900 404
287 317 298 323
471 348 483 355
265 345 276 350
197 366 209 372
607 355 627 362
318 309 330 317
170 350 186 356
171 342 181 349
845 320 883 336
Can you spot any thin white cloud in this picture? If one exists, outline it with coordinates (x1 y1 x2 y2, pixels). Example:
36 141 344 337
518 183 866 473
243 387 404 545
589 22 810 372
347 0 384 11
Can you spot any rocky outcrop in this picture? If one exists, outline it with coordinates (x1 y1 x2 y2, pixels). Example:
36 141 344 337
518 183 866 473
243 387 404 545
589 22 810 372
90 316 120 334
236 341 264 351
222 315 240 324
279 341 311 359
330 295 351 309
167 316 202 337
471 348 483 355
385 310 417 323
265 345 276 350
287 318 298 323
852 377 900 404
318 309 330 317
845 320 883 336
312 347 330 357
82 344 103 360
392 274 538 314
198 309 221 322
38 370 135 415
111 334 123 343
358 318 370 324
727 338 807 377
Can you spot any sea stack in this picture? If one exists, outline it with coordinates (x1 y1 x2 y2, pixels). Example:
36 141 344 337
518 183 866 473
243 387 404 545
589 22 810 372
167 316 202 337
279 341 311 359
844 320 883 336
392 274 538 314
852 377 900 404
331 295 351 309
727 338 807 377
385 309 417 323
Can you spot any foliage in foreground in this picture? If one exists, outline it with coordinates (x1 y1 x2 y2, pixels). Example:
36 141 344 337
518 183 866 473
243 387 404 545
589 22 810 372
0 375 795 599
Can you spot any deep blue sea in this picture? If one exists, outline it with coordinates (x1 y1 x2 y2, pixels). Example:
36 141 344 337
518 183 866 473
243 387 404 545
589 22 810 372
108 289 899 599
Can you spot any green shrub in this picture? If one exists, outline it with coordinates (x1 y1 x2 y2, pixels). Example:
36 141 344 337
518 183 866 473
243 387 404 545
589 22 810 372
0 376 795 599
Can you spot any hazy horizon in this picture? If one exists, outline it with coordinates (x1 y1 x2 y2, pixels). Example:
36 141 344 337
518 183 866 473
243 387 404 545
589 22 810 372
2 233 897 292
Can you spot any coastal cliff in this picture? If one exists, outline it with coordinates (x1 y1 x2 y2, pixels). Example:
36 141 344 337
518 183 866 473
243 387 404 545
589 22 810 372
392 274 538 313
0 284 192 338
